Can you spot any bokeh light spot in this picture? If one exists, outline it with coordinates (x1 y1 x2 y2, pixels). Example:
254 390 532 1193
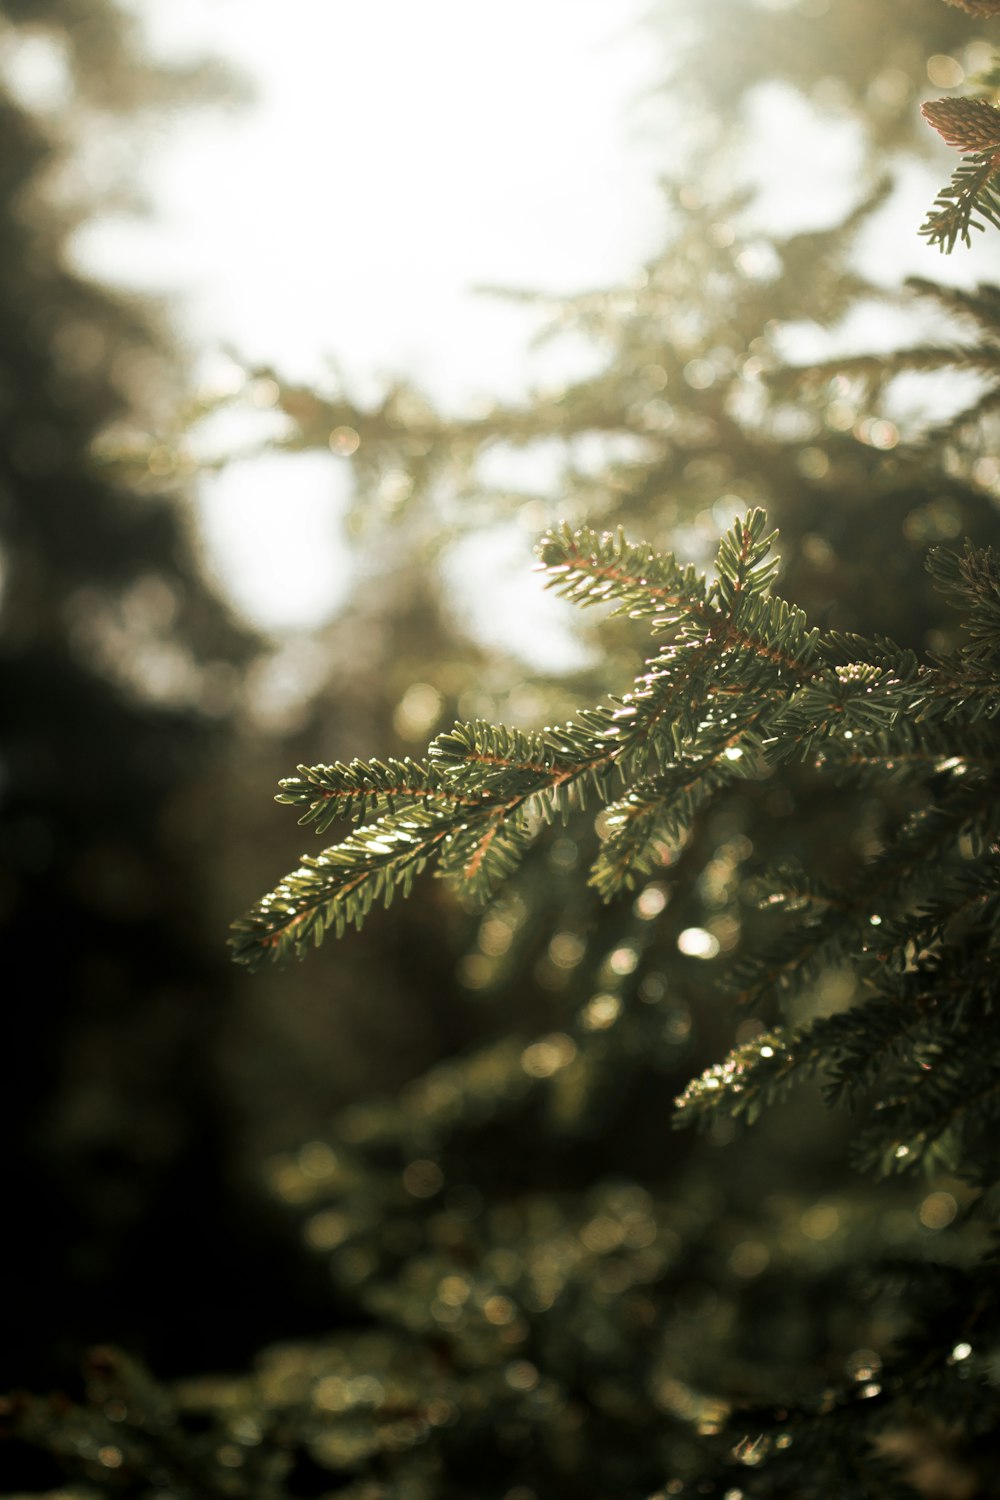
918 1191 957 1229
677 927 720 959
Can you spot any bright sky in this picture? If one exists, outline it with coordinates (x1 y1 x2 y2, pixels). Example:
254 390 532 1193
110 0 669 394
59 2 995 653
66 0 674 644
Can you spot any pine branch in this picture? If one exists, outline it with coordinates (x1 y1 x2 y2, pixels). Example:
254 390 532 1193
429 718 615 803
676 806 1000 1155
542 512 819 679
776 344 1000 390
278 756 493 835
673 1028 799 1130
233 518 1000 973
589 747 754 900
765 655 925 765
773 278 1000 438
435 808 538 901
229 806 462 967
674 938 1000 1151
823 723 997 789
928 538 1000 638
852 1046 1000 1176
729 778 1000 1011
537 519 709 622
919 383 1000 446
920 150 1000 254
905 276 1000 336
926 543 1000 711
234 718 621 966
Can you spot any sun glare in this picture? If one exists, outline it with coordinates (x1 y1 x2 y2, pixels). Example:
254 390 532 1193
74 1 665 632
72 3 992 642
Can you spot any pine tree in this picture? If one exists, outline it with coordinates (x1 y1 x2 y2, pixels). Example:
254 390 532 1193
7 1 1000 1498
0 0 327 1403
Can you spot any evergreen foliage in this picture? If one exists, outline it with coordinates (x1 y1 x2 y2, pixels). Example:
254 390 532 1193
224 507 1000 1495
920 10 1000 249
11 1 1000 1499
0 0 319 1401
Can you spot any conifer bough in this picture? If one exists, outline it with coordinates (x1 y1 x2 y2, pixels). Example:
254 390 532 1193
231 509 1000 972
229 510 1000 1490
921 0 1000 252
920 97 1000 252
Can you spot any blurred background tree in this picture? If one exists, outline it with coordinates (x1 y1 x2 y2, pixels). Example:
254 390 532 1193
0 0 339 1395
5 0 1000 1497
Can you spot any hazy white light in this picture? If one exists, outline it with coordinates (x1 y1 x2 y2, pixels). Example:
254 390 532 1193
635 884 668 920
102 0 667 403
926 54 964 89
0 28 71 111
74 1 668 638
740 81 866 235
677 927 720 960
77 2 995 647
196 451 352 630
443 527 593 671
